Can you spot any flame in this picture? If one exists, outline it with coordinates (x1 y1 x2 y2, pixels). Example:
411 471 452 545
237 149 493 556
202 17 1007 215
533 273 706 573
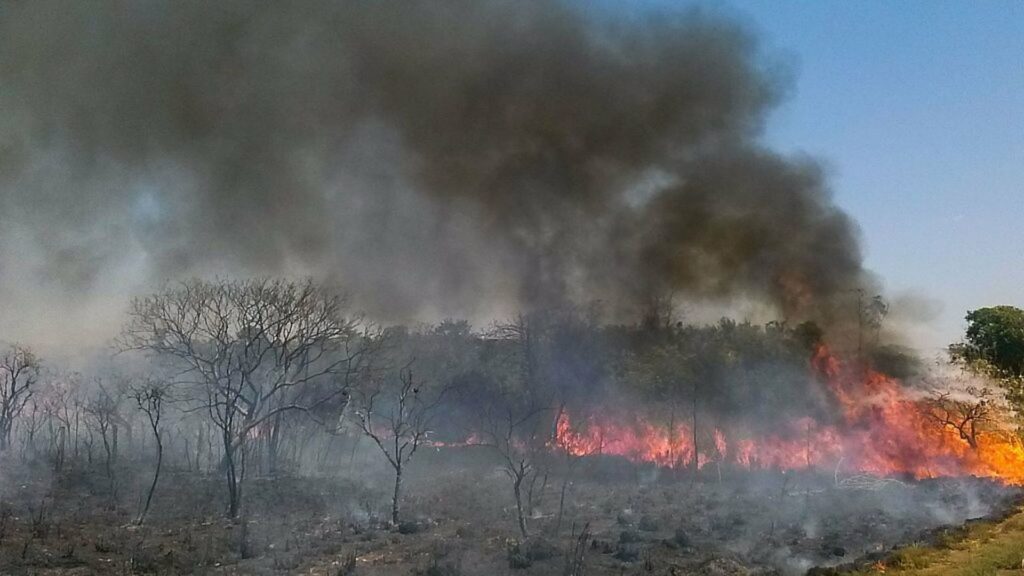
553 345 1024 483
427 432 484 449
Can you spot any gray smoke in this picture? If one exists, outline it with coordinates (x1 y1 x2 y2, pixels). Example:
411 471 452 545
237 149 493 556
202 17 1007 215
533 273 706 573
0 0 875 348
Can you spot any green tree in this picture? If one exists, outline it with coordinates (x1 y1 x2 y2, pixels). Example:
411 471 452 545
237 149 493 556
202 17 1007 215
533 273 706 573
950 306 1024 418
951 306 1024 378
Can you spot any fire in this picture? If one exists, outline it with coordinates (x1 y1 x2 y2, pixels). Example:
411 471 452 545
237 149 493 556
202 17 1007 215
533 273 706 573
553 346 1024 483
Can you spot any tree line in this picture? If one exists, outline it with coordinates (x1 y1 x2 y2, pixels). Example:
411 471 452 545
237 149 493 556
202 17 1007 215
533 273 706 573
7 277 1005 537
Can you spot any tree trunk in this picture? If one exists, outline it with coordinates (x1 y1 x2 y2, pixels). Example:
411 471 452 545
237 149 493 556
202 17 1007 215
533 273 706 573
112 424 119 467
556 473 570 533
223 432 241 518
137 431 162 525
0 423 10 452
101 428 114 480
267 412 282 475
513 473 528 537
392 463 403 525
691 393 699 476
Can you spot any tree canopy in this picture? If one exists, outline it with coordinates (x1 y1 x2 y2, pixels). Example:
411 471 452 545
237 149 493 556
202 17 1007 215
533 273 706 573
951 306 1024 378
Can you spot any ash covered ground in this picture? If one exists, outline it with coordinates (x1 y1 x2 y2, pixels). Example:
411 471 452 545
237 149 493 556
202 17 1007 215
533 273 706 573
1 447 1018 576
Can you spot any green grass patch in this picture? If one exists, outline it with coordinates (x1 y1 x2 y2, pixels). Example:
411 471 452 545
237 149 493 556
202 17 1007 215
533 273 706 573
851 508 1024 576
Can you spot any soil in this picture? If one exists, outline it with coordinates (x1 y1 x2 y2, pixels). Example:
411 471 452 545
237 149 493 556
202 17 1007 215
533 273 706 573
0 449 1018 576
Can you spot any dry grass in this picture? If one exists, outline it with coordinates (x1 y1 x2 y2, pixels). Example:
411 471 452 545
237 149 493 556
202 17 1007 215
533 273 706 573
853 507 1024 576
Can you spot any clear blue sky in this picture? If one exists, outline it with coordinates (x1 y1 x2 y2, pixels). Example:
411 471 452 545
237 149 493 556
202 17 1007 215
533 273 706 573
660 0 1024 349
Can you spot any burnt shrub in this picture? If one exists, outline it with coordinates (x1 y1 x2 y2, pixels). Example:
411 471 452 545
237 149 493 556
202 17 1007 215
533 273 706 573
523 537 558 561
638 515 660 532
507 548 531 570
697 557 752 575
337 552 357 576
613 544 641 562
506 537 559 569
619 529 642 544
820 544 846 557
397 521 423 535
591 539 615 554
507 540 531 569
414 560 464 576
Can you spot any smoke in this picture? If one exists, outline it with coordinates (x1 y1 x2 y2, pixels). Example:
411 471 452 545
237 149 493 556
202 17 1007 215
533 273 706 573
0 0 875 350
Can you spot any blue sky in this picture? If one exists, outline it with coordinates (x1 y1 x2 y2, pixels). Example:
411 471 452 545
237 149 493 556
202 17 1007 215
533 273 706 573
679 0 1023 349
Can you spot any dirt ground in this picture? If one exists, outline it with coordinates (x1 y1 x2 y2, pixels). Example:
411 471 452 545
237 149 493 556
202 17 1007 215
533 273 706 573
0 449 1019 576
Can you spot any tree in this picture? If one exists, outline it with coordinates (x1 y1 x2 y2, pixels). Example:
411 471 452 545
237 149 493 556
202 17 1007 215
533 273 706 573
473 389 549 538
461 321 552 538
950 306 1024 419
924 387 995 449
129 378 170 525
85 382 123 503
0 346 41 452
121 278 375 518
41 373 79 472
951 306 1024 379
859 293 889 356
353 364 449 526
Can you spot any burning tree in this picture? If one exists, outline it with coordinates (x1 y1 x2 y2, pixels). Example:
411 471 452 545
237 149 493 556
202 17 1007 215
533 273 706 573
0 345 41 452
353 364 449 526
552 409 602 533
120 278 376 518
924 387 996 450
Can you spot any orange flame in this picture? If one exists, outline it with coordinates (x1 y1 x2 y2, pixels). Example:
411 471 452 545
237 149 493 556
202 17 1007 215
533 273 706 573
553 345 1024 483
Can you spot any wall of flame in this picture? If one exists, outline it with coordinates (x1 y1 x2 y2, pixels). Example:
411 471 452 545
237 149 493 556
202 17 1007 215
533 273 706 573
552 346 1024 484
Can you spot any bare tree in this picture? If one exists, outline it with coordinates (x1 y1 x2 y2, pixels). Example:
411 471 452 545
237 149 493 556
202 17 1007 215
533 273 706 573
354 364 449 526
469 383 550 538
85 382 123 502
0 346 41 452
925 386 995 449
41 374 79 473
465 316 556 538
129 378 170 525
120 278 376 518
17 400 44 461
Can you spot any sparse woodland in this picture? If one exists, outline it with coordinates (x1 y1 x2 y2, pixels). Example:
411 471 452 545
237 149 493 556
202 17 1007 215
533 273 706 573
0 278 1019 575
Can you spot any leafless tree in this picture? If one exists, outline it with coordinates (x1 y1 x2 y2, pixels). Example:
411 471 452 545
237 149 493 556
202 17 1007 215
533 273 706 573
85 382 123 502
563 521 592 576
925 386 995 449
129 378 170 525
17 399 44 461
0 346 41 452
353 364 449 526
41 374 79 472
470 386 550 538
466 316 557 537
120 278 377 518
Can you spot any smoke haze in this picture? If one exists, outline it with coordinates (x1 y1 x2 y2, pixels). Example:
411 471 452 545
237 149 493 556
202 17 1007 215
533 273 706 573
0 0 875 351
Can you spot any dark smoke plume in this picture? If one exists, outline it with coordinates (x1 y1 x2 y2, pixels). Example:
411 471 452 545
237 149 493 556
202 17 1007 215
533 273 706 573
0 0 874 347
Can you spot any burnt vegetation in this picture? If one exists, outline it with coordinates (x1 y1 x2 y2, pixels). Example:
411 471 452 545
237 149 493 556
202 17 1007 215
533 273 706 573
0 1 1018 575
0 278 1019 575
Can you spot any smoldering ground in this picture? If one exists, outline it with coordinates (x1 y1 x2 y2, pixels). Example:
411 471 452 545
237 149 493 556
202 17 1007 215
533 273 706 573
0 0 878 351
